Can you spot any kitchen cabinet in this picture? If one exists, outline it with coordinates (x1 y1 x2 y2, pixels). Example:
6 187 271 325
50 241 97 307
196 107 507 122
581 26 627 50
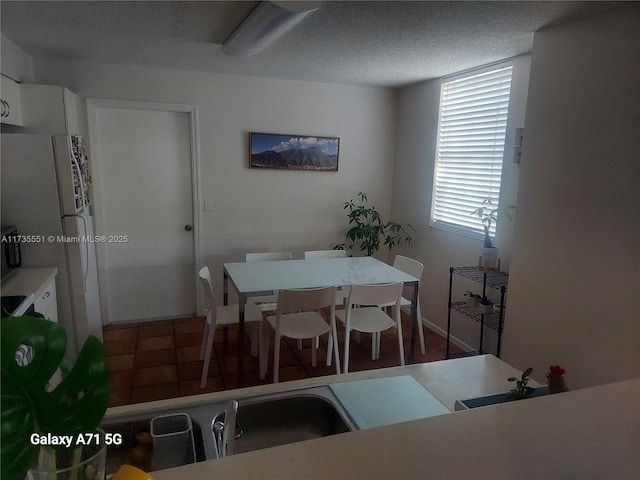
20 83 79 134
34 277 58 323
1 74 23 126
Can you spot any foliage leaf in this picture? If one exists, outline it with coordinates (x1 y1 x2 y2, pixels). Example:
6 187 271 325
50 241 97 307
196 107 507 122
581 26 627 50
1 316 110 480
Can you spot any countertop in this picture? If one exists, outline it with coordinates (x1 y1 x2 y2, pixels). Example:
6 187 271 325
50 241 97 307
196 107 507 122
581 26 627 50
1 267 58 315
105 356 639 479
1 267 58 298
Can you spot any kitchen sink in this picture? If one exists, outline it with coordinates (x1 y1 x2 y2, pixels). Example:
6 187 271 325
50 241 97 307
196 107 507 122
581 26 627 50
101 385 356 470
218 393 352 455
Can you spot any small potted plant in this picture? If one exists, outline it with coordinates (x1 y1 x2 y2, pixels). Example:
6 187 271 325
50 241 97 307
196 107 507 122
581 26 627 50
463 291 481 308
470 198 514 269
335 192 414 257
478 296 494 315
506 367 535 401
1 316 110 480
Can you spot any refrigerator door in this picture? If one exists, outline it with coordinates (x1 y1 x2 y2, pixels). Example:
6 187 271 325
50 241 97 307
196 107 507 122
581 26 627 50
61 210 103 344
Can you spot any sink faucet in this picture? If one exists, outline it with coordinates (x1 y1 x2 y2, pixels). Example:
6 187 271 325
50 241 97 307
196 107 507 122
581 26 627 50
212 400 239 457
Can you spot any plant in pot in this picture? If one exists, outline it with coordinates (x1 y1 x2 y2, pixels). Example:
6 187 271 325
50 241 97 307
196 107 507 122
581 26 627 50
506 367 535 401
335 192 415 257
1 316 110 480
478 296 493 315
463 291 481 308
470 198 514 269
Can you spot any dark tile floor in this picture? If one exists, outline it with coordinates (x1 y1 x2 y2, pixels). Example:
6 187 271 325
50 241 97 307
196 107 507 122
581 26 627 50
103 313 463 407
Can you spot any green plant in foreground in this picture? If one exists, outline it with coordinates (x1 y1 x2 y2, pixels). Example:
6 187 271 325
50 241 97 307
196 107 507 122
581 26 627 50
506 367 535 401
1 316 110 480
335 192 415 256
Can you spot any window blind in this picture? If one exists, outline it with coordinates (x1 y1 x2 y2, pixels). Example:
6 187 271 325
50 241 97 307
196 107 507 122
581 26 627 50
431 63 513 238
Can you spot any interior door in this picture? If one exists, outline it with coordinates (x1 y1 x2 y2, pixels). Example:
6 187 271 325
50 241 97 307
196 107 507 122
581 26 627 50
93 107 195 322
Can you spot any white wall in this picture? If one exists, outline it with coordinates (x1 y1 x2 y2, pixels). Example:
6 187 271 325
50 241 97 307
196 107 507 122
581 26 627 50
391 55 531 352
503 5 640 388
0 34 33 82
30 58 398 299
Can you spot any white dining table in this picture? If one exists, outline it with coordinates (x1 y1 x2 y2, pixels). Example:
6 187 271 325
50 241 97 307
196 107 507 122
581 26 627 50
223 256 420 385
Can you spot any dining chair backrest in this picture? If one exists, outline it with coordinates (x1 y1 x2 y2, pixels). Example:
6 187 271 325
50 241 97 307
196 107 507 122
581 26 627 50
304 250 347 259
347 282 404 307
393 255 423 281
198 266 216 307
276 286 337 314
246 252 293 262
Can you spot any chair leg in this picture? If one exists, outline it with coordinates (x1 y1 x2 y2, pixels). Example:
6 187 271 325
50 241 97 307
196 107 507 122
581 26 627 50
417 302 426 355
273 334 281 383
200 323 216 388
371 333 376 361
343 329 351 374
418 320 426 356
259 321 268 380
311 336 317 367
396 316 405 367
297 339 303 350
250 325 258 358
200 322 210 360
331 322 341 374
327 332 333 366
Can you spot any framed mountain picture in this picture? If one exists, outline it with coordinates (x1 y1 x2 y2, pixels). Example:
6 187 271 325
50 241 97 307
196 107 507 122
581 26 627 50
249 132 340 171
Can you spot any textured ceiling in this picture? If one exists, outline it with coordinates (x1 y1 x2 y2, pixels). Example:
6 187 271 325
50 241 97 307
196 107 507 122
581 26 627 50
0 1 619 88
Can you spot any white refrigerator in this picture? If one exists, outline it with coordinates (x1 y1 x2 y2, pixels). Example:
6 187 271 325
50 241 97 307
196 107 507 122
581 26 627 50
1 133 102 353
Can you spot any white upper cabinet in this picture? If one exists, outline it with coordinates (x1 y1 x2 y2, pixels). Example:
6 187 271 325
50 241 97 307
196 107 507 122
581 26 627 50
20 84 79 134
1 74 23 126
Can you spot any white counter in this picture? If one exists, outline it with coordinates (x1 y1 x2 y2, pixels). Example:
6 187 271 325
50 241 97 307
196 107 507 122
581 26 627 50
105 356 639 479
1 267 58 315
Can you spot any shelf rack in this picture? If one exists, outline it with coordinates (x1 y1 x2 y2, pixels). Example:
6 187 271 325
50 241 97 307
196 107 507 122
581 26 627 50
446 266 508 359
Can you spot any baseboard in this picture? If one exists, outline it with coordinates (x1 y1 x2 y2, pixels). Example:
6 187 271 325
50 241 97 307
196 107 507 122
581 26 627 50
420 317 475 353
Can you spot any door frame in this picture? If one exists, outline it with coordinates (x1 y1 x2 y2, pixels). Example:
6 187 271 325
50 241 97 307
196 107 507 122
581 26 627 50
86 98 202 324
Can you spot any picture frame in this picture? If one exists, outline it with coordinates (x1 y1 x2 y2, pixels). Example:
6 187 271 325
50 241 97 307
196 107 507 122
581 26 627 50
249 132 339 171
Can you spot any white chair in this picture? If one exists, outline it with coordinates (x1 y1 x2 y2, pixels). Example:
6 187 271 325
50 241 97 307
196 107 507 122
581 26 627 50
245 252 293 312
198 266 263 388
303 249 349 349
334 282 405 373
261 286 340 383
392 255 426 355
304 250 347 259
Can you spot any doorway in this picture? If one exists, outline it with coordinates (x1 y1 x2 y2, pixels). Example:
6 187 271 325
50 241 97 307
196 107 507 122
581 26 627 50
87 100 201 324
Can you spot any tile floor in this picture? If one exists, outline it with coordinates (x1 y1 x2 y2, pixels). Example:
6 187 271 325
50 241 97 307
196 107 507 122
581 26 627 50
103 313 463 407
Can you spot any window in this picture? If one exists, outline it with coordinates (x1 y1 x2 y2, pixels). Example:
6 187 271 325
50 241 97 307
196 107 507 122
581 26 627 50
431 62 513 239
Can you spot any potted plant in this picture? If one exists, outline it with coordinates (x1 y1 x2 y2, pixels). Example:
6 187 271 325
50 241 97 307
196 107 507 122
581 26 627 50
463 291 481 308
1 316 110 480
335 192 414 257
506 367 535 401
470 198 514 268
478 296 494 315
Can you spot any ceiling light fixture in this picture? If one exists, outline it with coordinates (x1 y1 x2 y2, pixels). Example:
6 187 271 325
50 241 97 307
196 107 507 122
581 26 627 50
222 1 321 57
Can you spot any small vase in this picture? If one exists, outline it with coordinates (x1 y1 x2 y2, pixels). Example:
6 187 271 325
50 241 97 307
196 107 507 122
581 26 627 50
27 430 106 480
480 246 499 269
478 303 493 315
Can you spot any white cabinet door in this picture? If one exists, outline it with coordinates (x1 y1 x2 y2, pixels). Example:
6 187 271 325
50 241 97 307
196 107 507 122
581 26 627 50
34 278 58 323
20 84 79 134
1 74 23 125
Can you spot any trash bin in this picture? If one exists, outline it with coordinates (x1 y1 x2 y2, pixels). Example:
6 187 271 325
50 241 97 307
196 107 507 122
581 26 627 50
150 413 196 471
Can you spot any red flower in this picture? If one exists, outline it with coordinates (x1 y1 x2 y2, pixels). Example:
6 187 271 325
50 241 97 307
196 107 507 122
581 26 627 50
549 365 565 375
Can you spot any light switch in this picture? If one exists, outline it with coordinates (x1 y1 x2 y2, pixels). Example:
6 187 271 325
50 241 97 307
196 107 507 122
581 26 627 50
204 197 213 211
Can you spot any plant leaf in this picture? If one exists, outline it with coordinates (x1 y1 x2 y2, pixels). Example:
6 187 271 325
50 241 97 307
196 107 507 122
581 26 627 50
1 317 110 480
